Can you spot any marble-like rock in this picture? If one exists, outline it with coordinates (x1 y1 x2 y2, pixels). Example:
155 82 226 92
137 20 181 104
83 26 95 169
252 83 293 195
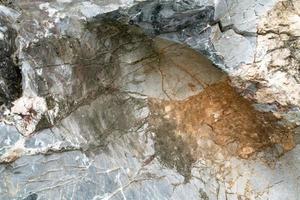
0 0 299 200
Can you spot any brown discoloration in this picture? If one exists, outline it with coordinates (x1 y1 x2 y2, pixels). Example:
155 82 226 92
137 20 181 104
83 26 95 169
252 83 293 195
188 83 197 92
0 148 23 164
146 38 295 181
149 79 295 161
142 154 156 167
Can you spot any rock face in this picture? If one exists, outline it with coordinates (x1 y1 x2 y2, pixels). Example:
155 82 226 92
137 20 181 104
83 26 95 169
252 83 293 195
0 0 299 200
0 7 21 107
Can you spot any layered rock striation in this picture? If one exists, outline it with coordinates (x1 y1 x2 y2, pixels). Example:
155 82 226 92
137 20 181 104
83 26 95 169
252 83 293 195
0 0 299 199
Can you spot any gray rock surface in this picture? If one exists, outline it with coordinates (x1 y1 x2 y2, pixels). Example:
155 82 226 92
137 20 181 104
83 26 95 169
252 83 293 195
0 0 299 199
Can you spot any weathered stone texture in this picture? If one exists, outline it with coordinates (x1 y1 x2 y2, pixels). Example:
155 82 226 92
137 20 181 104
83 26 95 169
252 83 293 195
0 0 299 200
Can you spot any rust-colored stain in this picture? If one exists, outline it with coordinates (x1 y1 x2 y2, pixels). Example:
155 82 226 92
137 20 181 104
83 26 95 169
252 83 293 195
149 79 294 159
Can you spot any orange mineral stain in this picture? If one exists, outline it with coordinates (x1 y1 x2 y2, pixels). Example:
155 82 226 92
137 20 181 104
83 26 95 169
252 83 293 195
149 79 295 159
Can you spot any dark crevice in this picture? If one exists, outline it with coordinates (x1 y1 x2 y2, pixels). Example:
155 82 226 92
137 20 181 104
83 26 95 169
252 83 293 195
213 20 257 37
0 19 22 108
